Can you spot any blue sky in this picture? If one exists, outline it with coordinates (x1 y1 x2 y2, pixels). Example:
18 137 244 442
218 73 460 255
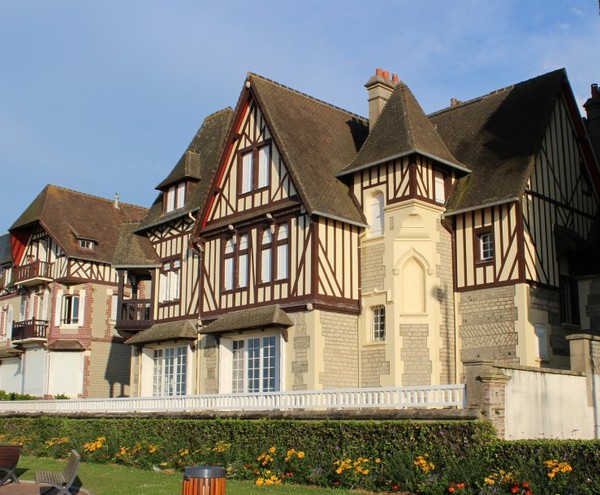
1 1 599 232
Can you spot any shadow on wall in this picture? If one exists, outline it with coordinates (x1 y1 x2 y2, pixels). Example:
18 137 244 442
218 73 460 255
104 341 131 398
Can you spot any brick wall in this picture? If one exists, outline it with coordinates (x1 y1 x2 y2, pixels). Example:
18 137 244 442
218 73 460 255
399 324 431 385
319 311 359 388
289 312 309 391
459 285 518 364
436 220 455 383
360 348 390 387
361 243 385 292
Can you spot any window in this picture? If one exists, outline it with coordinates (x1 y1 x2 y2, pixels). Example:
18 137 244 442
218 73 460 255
110 294 118 322
368 192 384 236
239 143 271 194
1 306 12 340
534 324 549 360
238 234 249 288
276 223 289 280
372 306 386 342
434 171 446 204
260 229 272 283
164 182 187 213
159 259 181 303
560 276 580 325
478 231 494 262
223 234 249 291
62 295 80 325
224 238 235 291
152 346 187 396
78 239 95 250
232 335 279 393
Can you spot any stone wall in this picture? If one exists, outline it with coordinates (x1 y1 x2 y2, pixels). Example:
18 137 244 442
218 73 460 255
360 347 390 387
361 243 385 292
529 285 567 359
459 285 518 363
289 312 309 391
319 311 359 388
88 341 131 398
202 335 218 393
399 324 431 385
436 220 455 383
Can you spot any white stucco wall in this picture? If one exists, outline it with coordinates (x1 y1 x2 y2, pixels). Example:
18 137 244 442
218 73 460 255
0 357 23 394
22 347 47 396
504 367 596 439
48 352 84 397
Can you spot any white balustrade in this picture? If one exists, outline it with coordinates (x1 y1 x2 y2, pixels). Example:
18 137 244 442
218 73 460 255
0 384 466 414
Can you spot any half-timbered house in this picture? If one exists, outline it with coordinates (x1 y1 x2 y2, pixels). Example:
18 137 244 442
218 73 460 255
0 185 146 397
113 108 234 397
115 68 600 399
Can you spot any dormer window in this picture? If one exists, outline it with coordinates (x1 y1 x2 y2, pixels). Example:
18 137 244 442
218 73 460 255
78 239 95 250
164 182 186 213
239 143 271 195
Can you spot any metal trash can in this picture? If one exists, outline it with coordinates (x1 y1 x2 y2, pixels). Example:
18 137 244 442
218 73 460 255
182 466 226 495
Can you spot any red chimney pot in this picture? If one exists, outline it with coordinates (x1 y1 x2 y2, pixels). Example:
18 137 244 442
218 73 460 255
376 68 383 76
382 70 390 80
392 73 399 83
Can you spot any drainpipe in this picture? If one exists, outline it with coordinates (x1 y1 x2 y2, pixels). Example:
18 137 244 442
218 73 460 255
591 350 599 439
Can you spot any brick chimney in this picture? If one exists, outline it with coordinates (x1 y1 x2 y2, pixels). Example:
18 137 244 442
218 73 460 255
584 83 600 160
365 68 398 129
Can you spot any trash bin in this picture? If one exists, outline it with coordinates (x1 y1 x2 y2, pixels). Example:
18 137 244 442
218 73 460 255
182 466 226 495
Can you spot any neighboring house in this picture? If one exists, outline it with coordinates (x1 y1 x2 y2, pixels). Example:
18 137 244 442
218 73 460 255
0 185 146 398
114 68 600 398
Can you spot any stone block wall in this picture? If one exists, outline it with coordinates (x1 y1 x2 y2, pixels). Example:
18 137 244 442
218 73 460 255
289 312 309 391
202 334 218 393
530 285 567 359
436 220 455 383
319 311 359 388
88 341 131 398
459 285 518 363
360 347 390 387
399 324 431 385
361 243 385 292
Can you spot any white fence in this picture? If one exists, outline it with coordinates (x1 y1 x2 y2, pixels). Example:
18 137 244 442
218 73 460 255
0 384 465 414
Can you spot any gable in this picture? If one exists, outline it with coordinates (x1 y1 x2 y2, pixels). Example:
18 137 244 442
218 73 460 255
203 99 300 228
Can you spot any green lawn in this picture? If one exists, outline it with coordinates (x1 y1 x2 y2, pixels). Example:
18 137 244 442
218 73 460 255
17 456 362 495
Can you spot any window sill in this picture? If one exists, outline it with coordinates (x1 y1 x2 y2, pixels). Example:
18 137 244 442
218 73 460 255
363 341 386 348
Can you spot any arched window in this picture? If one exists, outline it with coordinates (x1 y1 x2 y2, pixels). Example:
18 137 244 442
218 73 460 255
368 192 384 236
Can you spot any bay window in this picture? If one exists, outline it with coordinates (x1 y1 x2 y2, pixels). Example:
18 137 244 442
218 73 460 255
152 345 187 396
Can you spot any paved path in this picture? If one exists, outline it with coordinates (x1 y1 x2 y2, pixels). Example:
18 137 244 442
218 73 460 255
0 481 91 494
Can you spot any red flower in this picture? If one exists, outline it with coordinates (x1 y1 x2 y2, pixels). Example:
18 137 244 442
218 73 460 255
511 486 519 494
448 488 455 493
456 483 465 489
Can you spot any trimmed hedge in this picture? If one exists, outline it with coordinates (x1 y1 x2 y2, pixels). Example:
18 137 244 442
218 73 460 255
0 417 598 494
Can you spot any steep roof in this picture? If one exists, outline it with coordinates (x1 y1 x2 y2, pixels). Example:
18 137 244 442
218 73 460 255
246 74 368 226
430 69 567 214
113 222 160 268
136 108 235 232
0 233 11 265
340 80 467 176
10 185 147 264
201 305 293 334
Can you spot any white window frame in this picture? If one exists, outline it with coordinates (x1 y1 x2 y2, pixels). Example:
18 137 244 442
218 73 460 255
158 259 181 303
276 223 289 281
152 345 188 396
372 306 386 342
238 234 249 288
434 171 445 204
260 229 272 283
164 182 186 213
479 232 494 262
257 145 270 189
368 192 384 236
534 324 549 360
223 238 235 291
241 151 253 194
61 294 80 325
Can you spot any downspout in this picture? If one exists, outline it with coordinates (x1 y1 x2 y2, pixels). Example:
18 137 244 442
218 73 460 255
591 349 599 439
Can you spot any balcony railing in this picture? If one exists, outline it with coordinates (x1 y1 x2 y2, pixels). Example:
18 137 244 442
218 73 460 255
12 319 48 341
116 299 153 330
0 384 466 414
13 261 53 286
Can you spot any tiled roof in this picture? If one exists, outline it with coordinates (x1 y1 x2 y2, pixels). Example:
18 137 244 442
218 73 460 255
47 339 86 351
247 74 368 226
113 222 161 267
430 69 566 214
340 80 467 176
0 233 11 265
10 185 147 264
136 108 235 232
125 319 198 345
201 305 293 334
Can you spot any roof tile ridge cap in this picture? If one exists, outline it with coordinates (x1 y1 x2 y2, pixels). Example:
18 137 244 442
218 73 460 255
248 72 367 122
47 184 129 207
203 106 235 122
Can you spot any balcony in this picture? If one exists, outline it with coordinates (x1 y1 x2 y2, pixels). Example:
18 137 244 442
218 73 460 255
13 261 53 287
116 299 153 330
12 319 48 342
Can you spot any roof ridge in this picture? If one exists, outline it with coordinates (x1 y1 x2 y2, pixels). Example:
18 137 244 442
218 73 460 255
46 184 146 210
247 72 367 123
203 106 234 122
429 68 566 118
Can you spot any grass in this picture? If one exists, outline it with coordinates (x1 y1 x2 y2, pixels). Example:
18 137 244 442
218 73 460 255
16 455 363 495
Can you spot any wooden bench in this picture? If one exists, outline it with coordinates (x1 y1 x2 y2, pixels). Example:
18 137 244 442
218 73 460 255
0 444 21 485
35 449 80 495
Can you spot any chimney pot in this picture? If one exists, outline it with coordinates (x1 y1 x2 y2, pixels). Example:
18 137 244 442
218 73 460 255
592 83 599 98
450 98 462 107
392 73 399 83
114 193 120 209
382 70 390 80
375 68 383 76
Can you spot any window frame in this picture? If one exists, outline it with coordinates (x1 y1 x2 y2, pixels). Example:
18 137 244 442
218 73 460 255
238 141 272 196
367 191 384 237
152 345 188 397
222 233 250 293
433 170 446 205
163 181 187 214
158 257 181 304
61 294 80 325
231 334 280 394
372 305 386 342
474 227 494 264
